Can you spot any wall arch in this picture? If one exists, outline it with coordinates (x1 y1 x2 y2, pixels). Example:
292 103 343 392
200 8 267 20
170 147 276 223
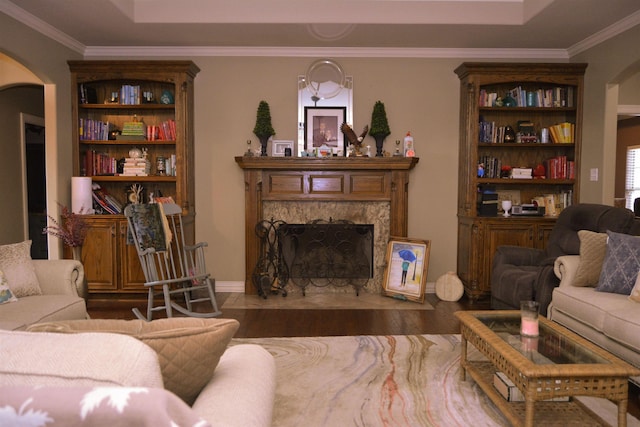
0 52 60 258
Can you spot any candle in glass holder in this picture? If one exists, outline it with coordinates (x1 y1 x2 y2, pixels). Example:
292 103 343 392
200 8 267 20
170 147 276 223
520 300 540 337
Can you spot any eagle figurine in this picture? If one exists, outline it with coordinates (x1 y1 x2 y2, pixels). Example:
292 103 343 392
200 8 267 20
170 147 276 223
341 123 369 147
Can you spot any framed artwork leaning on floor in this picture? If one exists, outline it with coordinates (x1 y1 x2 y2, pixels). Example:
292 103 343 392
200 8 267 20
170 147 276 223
382 237 430 303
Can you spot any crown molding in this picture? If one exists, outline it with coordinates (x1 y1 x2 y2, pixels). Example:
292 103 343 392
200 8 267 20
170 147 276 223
567 9 640 57
4 0 636 60
0 0 85 54
83 45 569 60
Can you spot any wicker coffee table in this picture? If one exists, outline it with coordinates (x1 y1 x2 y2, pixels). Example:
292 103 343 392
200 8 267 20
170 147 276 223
455 310 640 427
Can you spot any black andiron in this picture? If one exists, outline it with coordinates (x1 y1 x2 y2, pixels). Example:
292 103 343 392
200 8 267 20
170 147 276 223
252 218 289 298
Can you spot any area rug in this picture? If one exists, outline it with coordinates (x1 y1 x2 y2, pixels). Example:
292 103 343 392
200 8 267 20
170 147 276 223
229 334 640 427
222 292 434 310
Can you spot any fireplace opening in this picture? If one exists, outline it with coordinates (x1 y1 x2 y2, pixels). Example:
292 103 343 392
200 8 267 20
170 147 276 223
278 220 374 295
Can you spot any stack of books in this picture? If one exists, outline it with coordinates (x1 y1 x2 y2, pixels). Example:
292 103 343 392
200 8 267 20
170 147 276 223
121 157 150 176
91 184 122 214
117 121 146 141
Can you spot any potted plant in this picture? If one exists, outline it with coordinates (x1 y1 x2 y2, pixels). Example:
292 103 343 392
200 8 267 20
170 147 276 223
253 100 275 156
43 204 89 261
369 100 390 157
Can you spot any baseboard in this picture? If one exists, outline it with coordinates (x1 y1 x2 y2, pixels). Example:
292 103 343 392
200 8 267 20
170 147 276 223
215 281 245 293
217 280 437 294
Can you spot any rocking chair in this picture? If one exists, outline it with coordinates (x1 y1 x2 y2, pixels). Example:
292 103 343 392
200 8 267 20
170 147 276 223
124 202 221 321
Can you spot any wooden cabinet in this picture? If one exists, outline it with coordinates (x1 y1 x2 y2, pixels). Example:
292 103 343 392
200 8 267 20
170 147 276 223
68 60 199 301
80 218 145 295
454 63 586 301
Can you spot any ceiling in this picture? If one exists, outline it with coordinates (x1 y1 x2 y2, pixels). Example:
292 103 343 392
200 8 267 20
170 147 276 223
2 0 640 58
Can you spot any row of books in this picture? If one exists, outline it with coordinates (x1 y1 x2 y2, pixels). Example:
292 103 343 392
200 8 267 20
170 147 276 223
479 86 575 108
546 156 575 180
549 122 574 143
535 192 573 217
119 85 142 105
79 119 116 141
479 122 511 144
478 155 502 179
477 156 574 180
79 84 97 104
479 120 575 144
92 185 123 215
83 150 117 176
146 120 177 141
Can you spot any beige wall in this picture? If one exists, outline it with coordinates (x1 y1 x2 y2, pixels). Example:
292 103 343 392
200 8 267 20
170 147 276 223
572 24 640 205
0 13 81 258
2 12 640 286
192 57 462 283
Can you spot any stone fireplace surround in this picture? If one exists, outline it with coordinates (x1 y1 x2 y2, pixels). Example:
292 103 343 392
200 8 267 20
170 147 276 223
235 156 419 295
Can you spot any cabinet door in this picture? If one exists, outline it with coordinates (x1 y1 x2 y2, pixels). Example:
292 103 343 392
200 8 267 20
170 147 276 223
83 219 117 291
482 221 534 293
117 220 147 292
534 223 554 250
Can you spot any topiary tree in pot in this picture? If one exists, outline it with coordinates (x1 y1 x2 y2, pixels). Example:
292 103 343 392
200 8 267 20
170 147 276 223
253 100 275 156
369 100 390 157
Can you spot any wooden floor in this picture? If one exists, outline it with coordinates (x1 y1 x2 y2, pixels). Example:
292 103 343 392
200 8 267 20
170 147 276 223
87 292 640 419
87 293 487 337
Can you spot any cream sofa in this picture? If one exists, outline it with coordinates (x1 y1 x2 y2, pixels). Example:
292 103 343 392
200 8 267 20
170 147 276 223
549 255 640 371
0 318 276 427
0 259 89 330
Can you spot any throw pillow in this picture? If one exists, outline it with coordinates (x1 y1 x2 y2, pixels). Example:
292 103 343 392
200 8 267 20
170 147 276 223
0 269 17 304
0 330 163 388
28 317 240 405
595 231 640 295
573 230 608 287
0 240 41 297
0 385 209 427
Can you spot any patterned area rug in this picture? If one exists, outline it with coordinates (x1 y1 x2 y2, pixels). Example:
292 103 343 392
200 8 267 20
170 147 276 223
222 292 434 310
229 334 640 427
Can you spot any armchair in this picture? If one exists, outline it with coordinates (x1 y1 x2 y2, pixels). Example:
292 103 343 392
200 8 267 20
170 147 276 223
490 203 640 316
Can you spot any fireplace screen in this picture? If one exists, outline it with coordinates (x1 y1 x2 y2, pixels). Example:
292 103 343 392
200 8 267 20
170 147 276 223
278 221 373 295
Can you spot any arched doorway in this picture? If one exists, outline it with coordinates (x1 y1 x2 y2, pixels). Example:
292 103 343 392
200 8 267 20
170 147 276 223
0 53 59 258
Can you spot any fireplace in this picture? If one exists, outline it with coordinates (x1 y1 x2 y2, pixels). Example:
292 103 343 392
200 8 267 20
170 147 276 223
279 221 374 295
236 156 419 295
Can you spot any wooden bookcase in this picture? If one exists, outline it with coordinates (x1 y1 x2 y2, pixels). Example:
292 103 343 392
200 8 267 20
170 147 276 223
68 60 199 302
454 62 587 301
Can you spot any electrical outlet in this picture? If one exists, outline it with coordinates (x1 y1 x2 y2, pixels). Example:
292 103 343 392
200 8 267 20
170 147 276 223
590 168 599 181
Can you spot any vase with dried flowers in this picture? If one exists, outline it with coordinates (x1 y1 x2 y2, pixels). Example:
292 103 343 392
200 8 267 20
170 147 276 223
43 204 90 261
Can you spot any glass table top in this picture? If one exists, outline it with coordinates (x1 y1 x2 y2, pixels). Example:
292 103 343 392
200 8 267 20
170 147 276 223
474 312 610 366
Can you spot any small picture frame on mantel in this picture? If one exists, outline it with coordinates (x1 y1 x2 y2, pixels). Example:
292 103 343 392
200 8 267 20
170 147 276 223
382 237 431 303
272 140 295 157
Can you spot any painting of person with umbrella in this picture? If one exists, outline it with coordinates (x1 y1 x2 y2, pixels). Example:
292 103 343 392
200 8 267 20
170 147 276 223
399 249 416 286
382 238 431 303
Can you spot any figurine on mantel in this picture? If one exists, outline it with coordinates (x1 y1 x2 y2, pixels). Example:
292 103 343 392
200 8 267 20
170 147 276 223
341 123 368 156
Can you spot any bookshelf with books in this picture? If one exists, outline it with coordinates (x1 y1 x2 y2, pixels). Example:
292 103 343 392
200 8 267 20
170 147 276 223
68 60 199 300
454 62 586 301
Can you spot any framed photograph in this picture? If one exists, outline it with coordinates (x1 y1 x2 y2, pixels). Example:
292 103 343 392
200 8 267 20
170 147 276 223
304 106 346 153
272 140 294 157
382 237 431 303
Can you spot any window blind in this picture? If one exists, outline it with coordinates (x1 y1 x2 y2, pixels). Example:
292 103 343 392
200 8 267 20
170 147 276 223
626 145 640 210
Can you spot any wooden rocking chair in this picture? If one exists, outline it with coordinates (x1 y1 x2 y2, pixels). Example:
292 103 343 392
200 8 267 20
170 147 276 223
124 202 221 321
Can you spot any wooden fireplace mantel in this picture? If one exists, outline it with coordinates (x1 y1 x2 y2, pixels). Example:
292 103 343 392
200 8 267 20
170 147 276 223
235 156 419 293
